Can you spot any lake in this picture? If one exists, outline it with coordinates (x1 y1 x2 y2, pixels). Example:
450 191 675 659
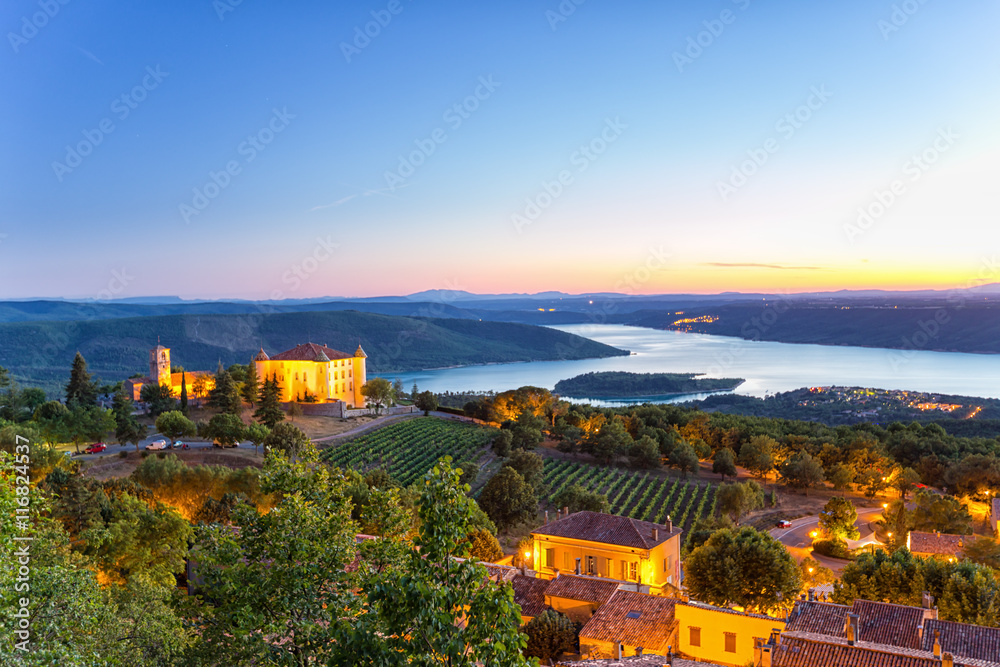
381 324 1000 404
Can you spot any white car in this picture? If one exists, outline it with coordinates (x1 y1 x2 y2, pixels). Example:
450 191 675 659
145 440 168 451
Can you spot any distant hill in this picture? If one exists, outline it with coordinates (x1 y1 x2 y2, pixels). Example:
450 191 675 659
554 371 744 398
0 310 628 396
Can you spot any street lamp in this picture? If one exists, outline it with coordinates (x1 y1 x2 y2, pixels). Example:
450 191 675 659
810 531 818 539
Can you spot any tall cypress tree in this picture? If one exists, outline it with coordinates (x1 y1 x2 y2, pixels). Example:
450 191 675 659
242 360 259 407
208 368 241 415
180 373 189 414
65 351 98 408
254 373 284 428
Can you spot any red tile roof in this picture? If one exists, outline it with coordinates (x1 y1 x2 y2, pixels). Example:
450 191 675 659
921 619 1000 663
483 563 519 583
511 574 551 618
773 634 946 667
532 511 681 550
907 531 967 557
545 574 621 605
675 599 780 621
851 600 925 649
787 600 850 636
579 590 677 653
269 342 352 361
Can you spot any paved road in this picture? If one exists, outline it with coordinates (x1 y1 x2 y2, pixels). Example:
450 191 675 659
71 431 234 462
769 505 885 572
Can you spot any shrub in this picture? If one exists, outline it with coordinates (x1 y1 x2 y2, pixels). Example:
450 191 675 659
813 538 853 560
118 451 128 459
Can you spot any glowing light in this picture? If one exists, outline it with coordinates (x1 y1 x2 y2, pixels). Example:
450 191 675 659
810 531 818 539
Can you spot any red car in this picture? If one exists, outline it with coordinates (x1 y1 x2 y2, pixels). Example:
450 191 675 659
84 443 107 454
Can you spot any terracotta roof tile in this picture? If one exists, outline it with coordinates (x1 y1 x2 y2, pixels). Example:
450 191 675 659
579 590 677 653
532 511 681 550
775 633 942 667
921 619 1000 663
907 531 967 557
787 600 850 636
483 563 519 582
851 600 925 649
269 342 352 361
511 574 551 618
545 574 621 605
558 657 675 666
675 599 781 621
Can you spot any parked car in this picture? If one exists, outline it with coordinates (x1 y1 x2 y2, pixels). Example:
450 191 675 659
776 520 793 528
84 443 107 454
145 440 168 451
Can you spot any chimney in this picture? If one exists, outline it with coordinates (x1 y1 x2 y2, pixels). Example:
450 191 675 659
846 613 860 646
544 510 549 524
808 589 815 602
575 557 581 575
652 527 659 541
665 515 673 532
757 645 772 667
636 647 643 656
933 630 941 658
614 642 622 659
563 506 569 516
942 652 954 667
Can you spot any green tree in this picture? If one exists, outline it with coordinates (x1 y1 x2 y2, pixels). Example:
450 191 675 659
738 435 776 481
254 373 284 428
628 434 661 469
353 458 531 666
244 423 270 456
504 449 545 491
684 514 735 555
716 480 765 525
799 557 836 592
140 382 177 418
155 410 196 442
685 526 801 615
713 447 737 480
552 483 610 514
65 351 98 408
62 405 116 454
669 440 701 476
492 430 514 457
587 420 632 465
392 377 405 401
262 422 310 462
523 609 579 663
242 360 259 407
938 562 1000 627
190 443 360 665
179 372 189 414
828 463 855 494
34 399 70 444
910 489 973 534
818 497 860 541
208 368 242 415
414 390 439 416
478 467 537 531
780 451 825 493
467 527 504 562
963 535 1000 569
204 413 245 448
892 467 921 499
361 377 395 414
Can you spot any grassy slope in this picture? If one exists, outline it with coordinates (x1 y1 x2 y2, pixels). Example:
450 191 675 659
0 310 627 394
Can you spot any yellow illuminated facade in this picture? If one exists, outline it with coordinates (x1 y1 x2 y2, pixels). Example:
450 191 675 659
674 601 785 667
125 345 215 401
254 342 367 408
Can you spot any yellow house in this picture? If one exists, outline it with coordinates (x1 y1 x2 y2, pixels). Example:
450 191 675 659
529 511 682 595
254 342 367 408
674 600 786 667
578 589 678 658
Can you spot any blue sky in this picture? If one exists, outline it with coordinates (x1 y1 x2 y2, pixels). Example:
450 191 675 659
2 0 998 299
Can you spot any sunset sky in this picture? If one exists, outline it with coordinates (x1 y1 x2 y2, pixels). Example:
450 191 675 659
2 0 999 300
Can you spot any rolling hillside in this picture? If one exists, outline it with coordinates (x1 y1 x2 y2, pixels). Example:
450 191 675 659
0 310 628 395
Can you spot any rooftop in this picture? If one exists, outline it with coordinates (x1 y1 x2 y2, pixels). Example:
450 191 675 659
907 531 968 557
532 511 681 550
545 574 621 606
921 618 1000 663
269 342 352 362
579 590 678 653
511 574 551 618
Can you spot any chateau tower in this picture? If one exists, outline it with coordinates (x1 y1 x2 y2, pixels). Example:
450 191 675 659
352 344 367 408
149 345 171 387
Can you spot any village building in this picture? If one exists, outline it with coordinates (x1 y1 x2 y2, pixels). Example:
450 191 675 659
578 590 678 659
906 531 967 561
124 344 214 402
254 342 367 408
673 600 785 667
530 511 682 595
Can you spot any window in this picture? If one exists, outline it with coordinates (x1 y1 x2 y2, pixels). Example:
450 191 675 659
303 373 307 383
563 553 571 570
545 548 555 568
689 627 701 647
586 555 595 575
629 562 637 581
663 558 667 573
724 632 737 653
625 611 642 620
754 637 766 649
294 372 298 381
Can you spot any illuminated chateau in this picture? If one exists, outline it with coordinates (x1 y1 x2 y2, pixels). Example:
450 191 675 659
254 342 367 408
124 344 215 401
